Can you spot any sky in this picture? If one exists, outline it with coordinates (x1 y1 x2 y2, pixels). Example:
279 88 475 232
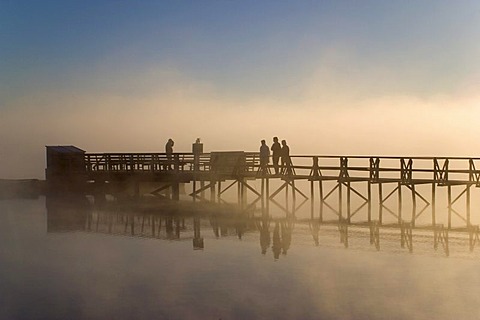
2 1 480 179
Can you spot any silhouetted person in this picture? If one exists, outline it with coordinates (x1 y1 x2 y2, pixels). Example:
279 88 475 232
259 139 270 174
280 140 290 174
165 138 174 170
271 137 281 174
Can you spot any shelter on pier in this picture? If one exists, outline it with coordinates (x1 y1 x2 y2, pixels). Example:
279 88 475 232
46 145 86 192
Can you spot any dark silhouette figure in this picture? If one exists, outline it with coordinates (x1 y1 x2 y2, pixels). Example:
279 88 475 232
280 140 290 174
259 140 270 174
165 138 174 170
271 137 281 175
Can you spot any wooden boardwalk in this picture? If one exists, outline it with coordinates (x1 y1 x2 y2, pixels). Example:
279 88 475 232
45 147 480 233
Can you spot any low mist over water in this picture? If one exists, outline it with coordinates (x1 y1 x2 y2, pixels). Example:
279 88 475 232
3 97 480 179
1 197 480 319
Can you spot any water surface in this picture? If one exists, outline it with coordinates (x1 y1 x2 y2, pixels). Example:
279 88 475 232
1 197 480 320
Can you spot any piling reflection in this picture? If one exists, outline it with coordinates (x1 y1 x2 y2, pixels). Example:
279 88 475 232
46 195 91 232
45 196 480 258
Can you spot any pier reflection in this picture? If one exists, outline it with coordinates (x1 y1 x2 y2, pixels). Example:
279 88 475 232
45 196 480 258
46 195 91 232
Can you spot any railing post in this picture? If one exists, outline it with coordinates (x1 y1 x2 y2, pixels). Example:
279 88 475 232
369 157 380 182
174 154 180 173
311 156 320 178
400 158 413 184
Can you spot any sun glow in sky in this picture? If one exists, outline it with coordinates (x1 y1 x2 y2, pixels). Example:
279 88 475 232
2 1 480 178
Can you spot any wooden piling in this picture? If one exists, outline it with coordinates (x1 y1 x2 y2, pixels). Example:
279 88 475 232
379 183 383 225
347 181 351 223
310 180 314 219
172 182 180 201
338 181 343 222
411 184 416 226
367 181 372 223
431 182 436 226
467 185 471 227
448 185 452 230
266 178 270 215
319 180 324 222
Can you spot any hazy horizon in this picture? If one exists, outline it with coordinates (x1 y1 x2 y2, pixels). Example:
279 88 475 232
2 1 480 179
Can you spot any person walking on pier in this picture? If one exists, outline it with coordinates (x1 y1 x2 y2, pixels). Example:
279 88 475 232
271 137 281 174
165 138 174 170
280 139 290 174
260 139 270 174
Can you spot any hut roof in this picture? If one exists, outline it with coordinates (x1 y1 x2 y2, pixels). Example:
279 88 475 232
46 146 85 154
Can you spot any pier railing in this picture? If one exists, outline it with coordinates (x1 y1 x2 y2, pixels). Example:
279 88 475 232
77 152 480 230
84 152 261 174
284 155 480 184
84 153 480 185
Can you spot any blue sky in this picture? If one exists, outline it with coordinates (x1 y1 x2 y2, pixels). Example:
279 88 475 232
2 1 480 178
3 1 479 102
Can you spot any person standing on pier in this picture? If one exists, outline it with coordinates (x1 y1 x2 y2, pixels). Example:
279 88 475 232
271 137 281 174
260 140 270 174
165 138 174 170
280 139 290 174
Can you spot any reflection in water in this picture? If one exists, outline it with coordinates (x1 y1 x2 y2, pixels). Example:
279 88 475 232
44 196 480 258
46 195 91 232
4 197 480 319
193 217 203 250
256 217 270 254
272 221 282 259
310 220 320 246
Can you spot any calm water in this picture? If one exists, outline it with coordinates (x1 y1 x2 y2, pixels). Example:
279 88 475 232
1 197 480 320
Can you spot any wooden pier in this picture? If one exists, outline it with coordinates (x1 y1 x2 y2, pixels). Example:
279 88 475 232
46 146 480 231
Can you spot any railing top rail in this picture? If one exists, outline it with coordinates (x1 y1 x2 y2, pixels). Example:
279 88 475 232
85 152 198 156
289 155 480 160
85 152 480 159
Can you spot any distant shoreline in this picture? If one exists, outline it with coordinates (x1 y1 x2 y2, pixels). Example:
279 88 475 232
0 179 46 199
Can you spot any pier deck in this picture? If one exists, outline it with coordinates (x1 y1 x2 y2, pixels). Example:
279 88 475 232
46 146 480 231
